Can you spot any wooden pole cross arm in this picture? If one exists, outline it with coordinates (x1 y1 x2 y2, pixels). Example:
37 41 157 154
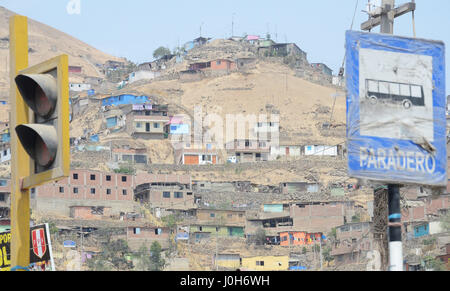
361 2 416 31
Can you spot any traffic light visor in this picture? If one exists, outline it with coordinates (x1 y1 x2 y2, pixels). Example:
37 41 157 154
15 74 57 118
15 124 57 167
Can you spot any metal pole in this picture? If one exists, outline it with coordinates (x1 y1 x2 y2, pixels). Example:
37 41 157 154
381 0 403 271
9 15 31 271
388 184 403 271
319 236 323 270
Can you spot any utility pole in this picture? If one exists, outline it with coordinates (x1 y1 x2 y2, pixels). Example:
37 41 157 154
231 13 235 37
319 236 323 271
361 0 416 271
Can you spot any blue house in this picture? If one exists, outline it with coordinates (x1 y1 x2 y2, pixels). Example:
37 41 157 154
1 131 10 143
101 94 151 107
413 223 430 238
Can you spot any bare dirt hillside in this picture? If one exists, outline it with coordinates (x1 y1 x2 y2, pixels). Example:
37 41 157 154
0 6 125 98
132 61 346 145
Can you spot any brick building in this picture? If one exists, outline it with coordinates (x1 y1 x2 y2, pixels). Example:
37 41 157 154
32 169 137 217
125 225 170 250
331 222 374 267
226 139 270 163
246 200 355 238
134 173 195 214
112 147 148 165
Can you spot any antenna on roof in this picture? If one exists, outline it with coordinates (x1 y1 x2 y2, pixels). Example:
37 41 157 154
231 13 236 37
200 22 204 37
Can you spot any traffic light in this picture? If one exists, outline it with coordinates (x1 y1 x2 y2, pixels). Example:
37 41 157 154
14 55 70 189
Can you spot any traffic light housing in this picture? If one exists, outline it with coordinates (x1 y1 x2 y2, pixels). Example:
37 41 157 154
14 55 70 189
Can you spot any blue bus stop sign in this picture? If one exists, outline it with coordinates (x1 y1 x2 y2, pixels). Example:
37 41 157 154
346 31 446 186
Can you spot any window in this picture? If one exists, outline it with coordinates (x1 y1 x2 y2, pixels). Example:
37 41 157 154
73 173 78 180
59 187 64 193
367 80 378 92
256 261 264 266
90 174 96 181
238 213 243 218
0 193 5 202
136 122 142 128
153 123 160 128
163 192 170 198
400 84 411 96
411 85 422 98
73 187 78 194
121 176 127 182
122 189 127 196
90 188 96 194
227 214 233 218
155 228 162 235
379 82 389 94
106 175 111 181
216 60 221 65
202 155 212 162
187 192 193 196
389 83 400 95
199 226 203 231
210 213 215 218
106 189 111 195
133 228 140 234
174 192 183 198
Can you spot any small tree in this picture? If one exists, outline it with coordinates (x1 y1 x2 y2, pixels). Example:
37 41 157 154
87 234 133 271
114 165 135 175
322 246 334 267
136 244 152 271
153 46 171 59
441 212 450 232
149 241 166 271
351 213 361 223
423 255 446 271
254 228 267 246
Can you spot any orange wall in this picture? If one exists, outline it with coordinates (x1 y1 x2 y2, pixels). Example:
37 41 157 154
184 155 199 165
210 60 236 71
280 232 322 246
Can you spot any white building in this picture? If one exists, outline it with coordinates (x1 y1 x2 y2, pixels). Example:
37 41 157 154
254 121 279 135
128 70 161 84
69 83 92 92
304 145 338 156
0 146 11 163
270 145 301 160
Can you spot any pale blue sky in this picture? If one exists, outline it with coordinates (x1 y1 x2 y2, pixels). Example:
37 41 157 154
1 0 449 94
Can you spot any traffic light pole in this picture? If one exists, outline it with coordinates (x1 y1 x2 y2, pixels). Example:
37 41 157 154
9 15 31 270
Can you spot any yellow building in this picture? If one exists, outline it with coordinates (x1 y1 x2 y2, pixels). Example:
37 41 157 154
241 255 289 271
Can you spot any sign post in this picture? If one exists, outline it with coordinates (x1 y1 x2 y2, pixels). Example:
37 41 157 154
347 1 446 271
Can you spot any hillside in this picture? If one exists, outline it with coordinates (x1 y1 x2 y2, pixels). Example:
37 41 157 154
0 6 126 99
130 61 346 146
